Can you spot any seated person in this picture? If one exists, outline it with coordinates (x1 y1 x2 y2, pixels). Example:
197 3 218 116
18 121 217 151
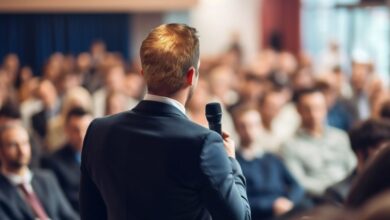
281 87 356 198
233 105 304 220
0 102 41 168
324 119 390 205
42 107 93 213
0 123 77 220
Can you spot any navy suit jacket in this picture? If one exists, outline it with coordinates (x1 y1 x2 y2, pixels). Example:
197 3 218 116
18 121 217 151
80 100 251 220
42 144 81 213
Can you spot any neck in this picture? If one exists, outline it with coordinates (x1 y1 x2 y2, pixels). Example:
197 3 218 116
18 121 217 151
188 106 203 115
150 89 189 107
1 165 28 177
241 140 255 149
304 126 324 137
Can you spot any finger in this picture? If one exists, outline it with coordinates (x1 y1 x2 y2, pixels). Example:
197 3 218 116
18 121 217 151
222 131 230 138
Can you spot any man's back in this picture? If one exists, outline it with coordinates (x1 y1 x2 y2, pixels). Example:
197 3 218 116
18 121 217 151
80 101 251 220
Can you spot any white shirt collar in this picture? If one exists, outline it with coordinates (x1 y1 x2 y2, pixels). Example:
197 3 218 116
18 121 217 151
144 93 186 115
4 169 34 192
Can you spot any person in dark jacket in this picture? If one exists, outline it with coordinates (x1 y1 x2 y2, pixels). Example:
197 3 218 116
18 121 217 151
0 123 78 220
42 107 93 213
233 105 304 220
79 23 251 220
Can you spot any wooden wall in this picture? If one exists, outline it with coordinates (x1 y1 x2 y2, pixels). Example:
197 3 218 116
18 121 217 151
0 0 197 12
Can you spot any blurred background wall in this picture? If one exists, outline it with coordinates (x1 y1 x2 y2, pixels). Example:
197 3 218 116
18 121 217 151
0 0 389 83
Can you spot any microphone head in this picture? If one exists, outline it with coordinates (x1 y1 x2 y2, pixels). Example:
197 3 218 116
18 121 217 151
205 102 222 123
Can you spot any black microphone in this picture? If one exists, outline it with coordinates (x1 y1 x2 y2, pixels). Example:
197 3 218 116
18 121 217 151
205 102 222 135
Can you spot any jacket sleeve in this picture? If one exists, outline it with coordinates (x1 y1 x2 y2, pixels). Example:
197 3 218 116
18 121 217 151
46 171 79 220
199 132 251 220
278 158 305 204
79 120 107 220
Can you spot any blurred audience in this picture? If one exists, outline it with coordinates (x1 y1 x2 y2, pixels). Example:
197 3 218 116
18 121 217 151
0 37 388 219
31 80 61 141
207 65 238 141
0 124 78 219
281 87 356 198
92 64 138 117
105 91 128 116
258 88 291 154
42 107 93 213
323 119 390 206
233 105 305 220
348 56 374 121
0 102 41 169
316 78 354 131
346 143 390 208
187 77 212 127
46 86 92 152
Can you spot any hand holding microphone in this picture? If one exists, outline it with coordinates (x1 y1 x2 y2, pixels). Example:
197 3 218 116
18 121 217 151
205 103 236 158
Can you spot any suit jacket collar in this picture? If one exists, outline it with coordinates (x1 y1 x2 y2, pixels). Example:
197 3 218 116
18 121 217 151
132 100 188 119
0 173 35 219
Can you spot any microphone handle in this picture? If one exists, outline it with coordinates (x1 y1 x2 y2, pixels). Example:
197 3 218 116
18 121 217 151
209 123 222 136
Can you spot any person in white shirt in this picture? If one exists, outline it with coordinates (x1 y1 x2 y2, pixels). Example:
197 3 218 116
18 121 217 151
0 123 77 220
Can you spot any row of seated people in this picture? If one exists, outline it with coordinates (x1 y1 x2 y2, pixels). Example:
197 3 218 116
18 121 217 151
0 107 89 219
0 45 389 219
1 85 389 220
231 87 390 220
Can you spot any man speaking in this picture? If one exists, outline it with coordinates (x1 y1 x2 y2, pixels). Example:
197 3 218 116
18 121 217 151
79 23 251 220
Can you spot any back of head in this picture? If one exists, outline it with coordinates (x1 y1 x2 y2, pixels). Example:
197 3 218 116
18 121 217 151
349 119 390 160
0 101 21 125
292 87 322 105
140 23 199 96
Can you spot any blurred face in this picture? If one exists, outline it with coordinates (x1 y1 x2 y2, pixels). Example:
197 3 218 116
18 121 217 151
38 80 58 108
20 67 33 83
106 66 125 92
63 73 83 91
209 66 234 101
240 73 265 102
91 42 106 57
235 110 262 146
106 93 127 115
278 52 298 75
0 126 31 171
66 115 93 152
297 92 327 132
292 69 314 91
260 92 285 122
44 58 62 81
77 53 92 71
4 54 20 74
124 73 144 99
351 63 371 92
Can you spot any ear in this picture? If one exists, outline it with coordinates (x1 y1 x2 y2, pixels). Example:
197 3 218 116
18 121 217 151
140 69 144 76
186 67 196 86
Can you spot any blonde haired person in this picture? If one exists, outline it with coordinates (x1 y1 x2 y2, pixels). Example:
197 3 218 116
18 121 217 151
46 86 92 152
